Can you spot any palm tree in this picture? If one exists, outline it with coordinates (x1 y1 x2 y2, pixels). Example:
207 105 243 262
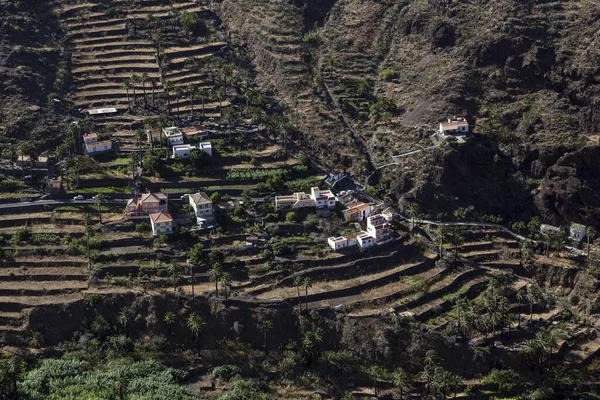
4 356 25 398
516 288 524 327
131 74 141 105
407 202 419 236
210 263 223 297
163 311 176 336
293 276 303 308
150 79 156 108
27 331 42 348
197 87 208 117
587 226 596 268
368 365 387 398
526 284 542 324
167 262 179 291
118 306 133 337
135 128 145 154
186 313 205 355
141 72 149 109
94 194 104 224
303 277 312 312
123 79 131 109
453 298 468 336
391 368 410 400
260 319 273 355
163 81 172 112
187 85 195 114
221 272 232 308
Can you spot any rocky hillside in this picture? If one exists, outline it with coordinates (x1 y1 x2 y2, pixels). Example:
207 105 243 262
218 0 600 226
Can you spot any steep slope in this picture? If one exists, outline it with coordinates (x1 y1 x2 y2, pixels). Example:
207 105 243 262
218 0 600 225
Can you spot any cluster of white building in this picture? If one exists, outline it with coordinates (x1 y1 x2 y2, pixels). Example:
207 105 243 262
83 133 113 155
328 213 392 251
540 222 588 243
274 187 336 211
160 126 213 160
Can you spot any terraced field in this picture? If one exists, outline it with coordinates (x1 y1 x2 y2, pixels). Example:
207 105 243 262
54 0 230 151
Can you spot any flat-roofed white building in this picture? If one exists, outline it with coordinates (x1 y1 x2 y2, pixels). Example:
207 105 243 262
357 232 375 248
327 236 348 250
163 126 184 145
172 144 196 159
198 142 212 156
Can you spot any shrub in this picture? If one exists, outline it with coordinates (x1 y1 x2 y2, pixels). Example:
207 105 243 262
211 365 242 383
181 11 207 36
380 68 398 81
135 223 151 233
285 212 297 223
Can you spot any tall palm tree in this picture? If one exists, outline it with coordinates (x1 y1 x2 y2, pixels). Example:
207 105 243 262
408 202 419 236
221 272 232 308
392 368 410 400
210 263 223 297
186 313 205 355
141 72 149 109
123 79 131 109
94 194 104 224
516 288 524 328
131 74 141 105
150 79 156 108
303 277 312 312
187 85 195 114
197 86 208 117
293 276 303 308
163 81 172 112
118 306 133 337
163 311 176 336
167 262 179 291
260 319 273 355
135 128 145 154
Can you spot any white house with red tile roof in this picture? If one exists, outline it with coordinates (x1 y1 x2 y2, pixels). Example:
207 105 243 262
85 140 113 154
439 116 469 136
149 212 174 236
83 133 98 145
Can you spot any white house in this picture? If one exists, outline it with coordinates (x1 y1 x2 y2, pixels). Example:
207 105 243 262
83 133 98 145
540 224 561 236
149 212 174 236
275 187 336 211
343 202 372 222
326 169 346 185
85 140 113 154
310 187 336 209
570 223 587 242
357 232 375 248
172 144 196 159
189 192 215 227
439 116 469 136
163 126 184 145
327 236 348 251
198 142 213 156
366 214 391 243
